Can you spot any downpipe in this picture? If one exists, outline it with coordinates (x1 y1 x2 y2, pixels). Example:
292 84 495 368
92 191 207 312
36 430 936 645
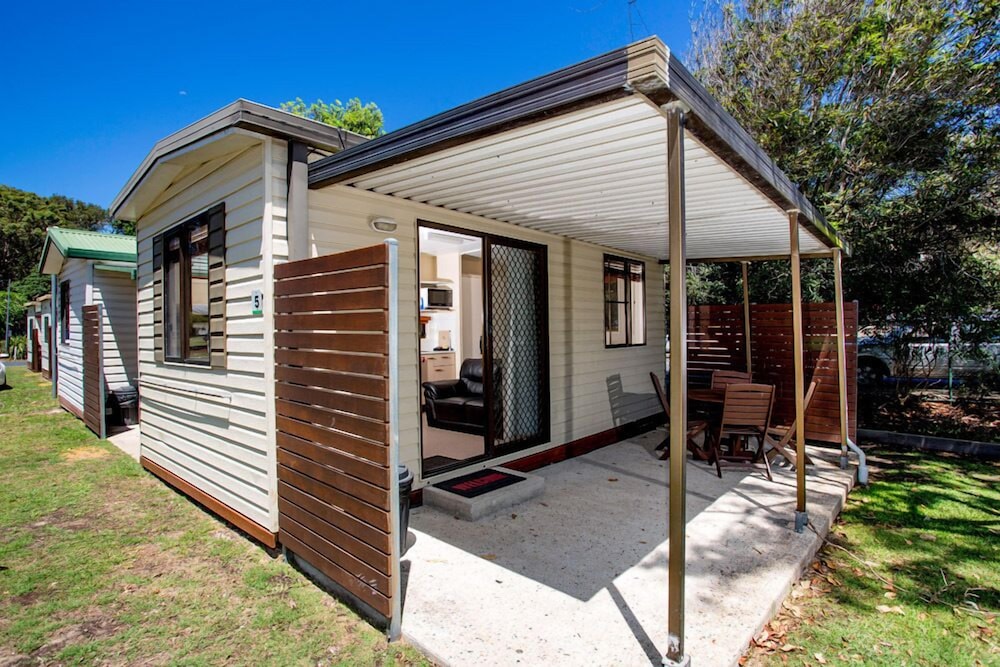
845 437 868 485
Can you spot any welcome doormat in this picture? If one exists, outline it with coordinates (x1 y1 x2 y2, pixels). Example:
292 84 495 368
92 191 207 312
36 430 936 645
433 469 526 498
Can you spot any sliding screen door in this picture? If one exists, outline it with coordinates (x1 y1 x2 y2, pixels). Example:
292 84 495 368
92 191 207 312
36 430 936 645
485 237 550 454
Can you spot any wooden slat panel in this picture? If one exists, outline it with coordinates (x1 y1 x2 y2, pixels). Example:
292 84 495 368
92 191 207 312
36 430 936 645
275 331 388 354
686 301 858 443
278 481 390 551
274 266 387 296
274 289 387 314
280 531 391 617
274 244 387 280
278 465 389 532
275 365 387 399
275 244 395 624
274 312 387 332
274 349 387 377
278 448 389 510
276 416 389 463
277 433 390 489
276 381 388 421
82 305 103 437
277 399 388 444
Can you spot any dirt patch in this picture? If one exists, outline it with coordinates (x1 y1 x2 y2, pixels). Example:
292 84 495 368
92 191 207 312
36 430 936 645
32 509 89 532
31 617 121 662
61 446 110 462
859 391 1000 442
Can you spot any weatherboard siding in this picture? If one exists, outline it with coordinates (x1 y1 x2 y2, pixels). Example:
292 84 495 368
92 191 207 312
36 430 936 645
56 258 90 414
92 270 138 389
135 138 277 532
307 185 666 488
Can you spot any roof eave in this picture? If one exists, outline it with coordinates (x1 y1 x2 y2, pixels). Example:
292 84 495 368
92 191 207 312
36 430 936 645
111 99 371 220
306 36 849 257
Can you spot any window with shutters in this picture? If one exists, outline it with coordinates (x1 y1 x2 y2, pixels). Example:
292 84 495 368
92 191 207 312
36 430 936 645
603 255 646 348
156 204 225 366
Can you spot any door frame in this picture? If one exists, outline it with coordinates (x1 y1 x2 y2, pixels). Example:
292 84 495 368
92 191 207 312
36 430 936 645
416 219 551 480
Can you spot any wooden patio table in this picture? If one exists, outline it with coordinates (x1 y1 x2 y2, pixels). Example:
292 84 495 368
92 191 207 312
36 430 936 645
688 388 725 404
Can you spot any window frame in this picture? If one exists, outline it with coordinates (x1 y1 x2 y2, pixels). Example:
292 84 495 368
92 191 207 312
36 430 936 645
603 254 646 349
59 281 71 344
162 212 213 366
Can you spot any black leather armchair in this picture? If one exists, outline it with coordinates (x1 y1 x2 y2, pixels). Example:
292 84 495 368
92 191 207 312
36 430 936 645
422 358 494 435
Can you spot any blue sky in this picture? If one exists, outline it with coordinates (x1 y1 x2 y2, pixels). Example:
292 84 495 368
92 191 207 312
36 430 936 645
0 1 696 209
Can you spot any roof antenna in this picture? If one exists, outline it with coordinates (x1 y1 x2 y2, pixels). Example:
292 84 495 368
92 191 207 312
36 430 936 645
627 0 635 41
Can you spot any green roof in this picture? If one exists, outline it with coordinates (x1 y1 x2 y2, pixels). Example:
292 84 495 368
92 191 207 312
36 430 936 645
39 227 137 273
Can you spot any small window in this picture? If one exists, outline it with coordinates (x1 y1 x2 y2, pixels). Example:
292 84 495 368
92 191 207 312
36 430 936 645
60 281 71 344
163 213 213 364
604 255 645 347
42 316 50 343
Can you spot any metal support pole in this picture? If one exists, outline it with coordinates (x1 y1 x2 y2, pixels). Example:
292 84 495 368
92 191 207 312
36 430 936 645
664 106 690 667
741 262 752 375
832 249 850 469
789 212 808 532
385 239 402 642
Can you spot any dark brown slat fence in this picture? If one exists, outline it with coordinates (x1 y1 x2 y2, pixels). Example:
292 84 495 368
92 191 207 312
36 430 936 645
82 304 105 438
274 243 396 622
686 301 858 443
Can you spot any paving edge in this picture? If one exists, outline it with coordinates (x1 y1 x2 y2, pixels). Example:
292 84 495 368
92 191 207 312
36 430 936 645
728 465 857 667
859 428 1000 459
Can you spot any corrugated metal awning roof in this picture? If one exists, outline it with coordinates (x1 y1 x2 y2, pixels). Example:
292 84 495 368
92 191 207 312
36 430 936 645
309 37 847 261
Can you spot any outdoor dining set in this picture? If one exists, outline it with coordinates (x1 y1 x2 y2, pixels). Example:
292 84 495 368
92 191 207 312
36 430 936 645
650 371 818 481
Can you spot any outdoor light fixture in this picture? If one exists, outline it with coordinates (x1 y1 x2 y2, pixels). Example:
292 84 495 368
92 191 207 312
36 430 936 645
370 216 398 232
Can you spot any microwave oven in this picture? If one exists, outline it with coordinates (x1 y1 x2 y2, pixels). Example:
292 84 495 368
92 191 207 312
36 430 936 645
426 287 453 308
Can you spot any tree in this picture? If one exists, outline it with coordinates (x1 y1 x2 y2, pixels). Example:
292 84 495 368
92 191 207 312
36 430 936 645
0 185 110 288
281 97 386 138
689 0 1000 352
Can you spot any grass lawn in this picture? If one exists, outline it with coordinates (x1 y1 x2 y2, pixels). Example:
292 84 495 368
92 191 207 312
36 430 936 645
0 367 430 666
746 445 999 666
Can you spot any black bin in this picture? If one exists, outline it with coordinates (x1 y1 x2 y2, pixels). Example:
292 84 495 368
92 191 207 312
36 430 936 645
398 465 413 555
111 385 139 426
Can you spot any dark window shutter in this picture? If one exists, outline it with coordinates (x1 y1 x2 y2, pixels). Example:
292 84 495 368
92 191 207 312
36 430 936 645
152 234 164 363
207 204 226 368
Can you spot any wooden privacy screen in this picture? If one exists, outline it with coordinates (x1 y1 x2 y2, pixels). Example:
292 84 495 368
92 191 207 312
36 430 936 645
273 243 397 623
31 327 41 372
82 304 105 439
687 302 858 443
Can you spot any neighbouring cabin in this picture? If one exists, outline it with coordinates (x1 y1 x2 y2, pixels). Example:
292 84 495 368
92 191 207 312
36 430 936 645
24 295 53 379
110 37 856 640
39 227 138 437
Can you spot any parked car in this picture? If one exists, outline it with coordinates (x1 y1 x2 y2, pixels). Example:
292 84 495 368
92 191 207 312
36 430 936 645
858 326 1000 386
0 358 7 388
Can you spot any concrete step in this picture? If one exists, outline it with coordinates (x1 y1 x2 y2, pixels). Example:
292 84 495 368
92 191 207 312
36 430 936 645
423 467 545 521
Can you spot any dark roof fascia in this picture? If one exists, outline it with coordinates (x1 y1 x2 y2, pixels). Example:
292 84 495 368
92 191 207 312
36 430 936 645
111 100 369 219
304 38 848 255
658 54 848 255
307 48 632 189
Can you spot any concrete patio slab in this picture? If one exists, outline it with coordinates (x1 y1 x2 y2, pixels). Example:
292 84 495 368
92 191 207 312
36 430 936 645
108 425 140 461
401 429 855 666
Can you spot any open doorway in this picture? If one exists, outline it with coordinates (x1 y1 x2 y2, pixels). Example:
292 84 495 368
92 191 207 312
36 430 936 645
419 225 487 476
418 222 551 479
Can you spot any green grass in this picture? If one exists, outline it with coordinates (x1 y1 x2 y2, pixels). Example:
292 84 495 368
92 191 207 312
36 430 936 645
0 367 430 666
749 445 999 666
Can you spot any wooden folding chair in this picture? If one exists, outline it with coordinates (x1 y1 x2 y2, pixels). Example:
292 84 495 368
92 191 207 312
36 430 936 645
707 383 775 480
764 381 819 468
649 372 710 461
711 369 752 390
